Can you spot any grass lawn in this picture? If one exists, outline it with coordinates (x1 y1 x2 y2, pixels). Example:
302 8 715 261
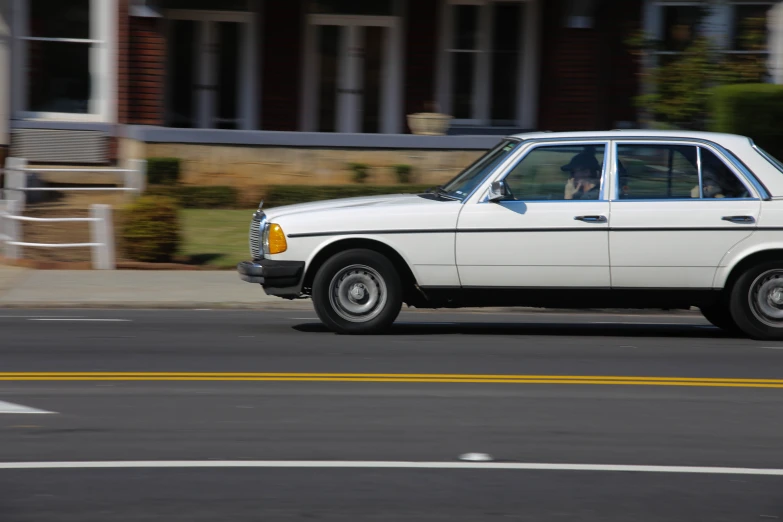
180 209 255 269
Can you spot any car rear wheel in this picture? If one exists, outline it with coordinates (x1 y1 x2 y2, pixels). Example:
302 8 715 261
730 261 783 340
312 249 402 334
699 303 741 334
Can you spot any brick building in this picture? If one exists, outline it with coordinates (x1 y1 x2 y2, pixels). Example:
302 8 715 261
0 0 779 164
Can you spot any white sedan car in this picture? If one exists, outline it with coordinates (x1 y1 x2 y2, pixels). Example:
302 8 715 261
238 130 783 339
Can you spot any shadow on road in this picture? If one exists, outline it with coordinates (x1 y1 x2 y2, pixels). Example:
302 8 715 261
293 321 736 339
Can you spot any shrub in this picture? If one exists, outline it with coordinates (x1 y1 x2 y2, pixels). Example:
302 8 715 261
147 157 181 186
121 195 181 262
263 184 433 208
348 163 370 183
627 14 767 130
146 185 239 209
393 164 413 184
710 83 783 161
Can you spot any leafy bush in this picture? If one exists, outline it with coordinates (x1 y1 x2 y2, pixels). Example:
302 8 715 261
627 14 768 130
121 195 181 262
146 185 239 209
147 157 181 186
348 163 370 183
393 164 413 184
263 184 433 208
710 84 783 161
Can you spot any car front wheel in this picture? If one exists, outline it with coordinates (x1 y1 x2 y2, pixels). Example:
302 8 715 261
730 261 783 340
312 249 402 334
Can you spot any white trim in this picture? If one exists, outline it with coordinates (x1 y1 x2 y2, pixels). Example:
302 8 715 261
163 9 254 23
436 0 451 115
308 14 398 27
439 0 538 128
10 0 27 120
12 0 117 123
301 20 318 131
19 37 100 43
302 14 402 133
475 2 491 123
166 8 258 130
520 0 540 129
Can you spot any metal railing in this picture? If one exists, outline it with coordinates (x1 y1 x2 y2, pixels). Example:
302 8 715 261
0 199 116 270
2 157 146 212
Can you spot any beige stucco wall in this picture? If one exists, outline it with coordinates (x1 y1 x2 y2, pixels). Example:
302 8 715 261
119 139 484 204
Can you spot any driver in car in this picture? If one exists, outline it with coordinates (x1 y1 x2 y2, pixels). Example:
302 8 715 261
563 151 602 200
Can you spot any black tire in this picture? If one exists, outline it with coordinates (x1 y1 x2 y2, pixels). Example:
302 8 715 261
729 261 783 340
699 303 741 334
312 249 402 334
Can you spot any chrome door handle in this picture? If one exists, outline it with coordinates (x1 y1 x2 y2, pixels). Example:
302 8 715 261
574 215 607 223
722 215 755 224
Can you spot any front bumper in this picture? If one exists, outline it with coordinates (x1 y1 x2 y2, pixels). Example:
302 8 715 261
237 259 305 288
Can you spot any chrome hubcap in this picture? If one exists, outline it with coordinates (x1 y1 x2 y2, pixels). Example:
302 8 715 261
329 264 387 323
749 269 783 327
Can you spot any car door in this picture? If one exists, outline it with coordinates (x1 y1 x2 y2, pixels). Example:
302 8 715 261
609 140 761 288
455 141 612 288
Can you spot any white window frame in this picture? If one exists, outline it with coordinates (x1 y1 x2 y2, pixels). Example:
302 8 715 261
725 1 776 55
11 0 117 123
163 7 259 130
300 10 404 133
647 1 775 60
436 0 540 129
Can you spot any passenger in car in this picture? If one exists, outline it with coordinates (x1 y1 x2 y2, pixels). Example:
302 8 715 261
563 151 602 200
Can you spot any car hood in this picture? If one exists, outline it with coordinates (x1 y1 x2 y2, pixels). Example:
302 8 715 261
263 193 431 220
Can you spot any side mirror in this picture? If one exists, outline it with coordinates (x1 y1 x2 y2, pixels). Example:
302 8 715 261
488 180 511 202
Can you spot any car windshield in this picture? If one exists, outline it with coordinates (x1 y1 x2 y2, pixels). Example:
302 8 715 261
436 139 522 200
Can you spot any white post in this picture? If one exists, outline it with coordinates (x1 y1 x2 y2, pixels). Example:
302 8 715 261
90 204 115 270
4 157 27 212
124 158 147 195
2 198 20 259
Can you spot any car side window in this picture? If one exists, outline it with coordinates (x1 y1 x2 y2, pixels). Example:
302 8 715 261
698 148 751 199
616 144 698 200
503 144 606 201
616 144 751 200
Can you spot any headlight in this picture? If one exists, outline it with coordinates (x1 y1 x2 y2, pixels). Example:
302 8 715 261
262 222 287 255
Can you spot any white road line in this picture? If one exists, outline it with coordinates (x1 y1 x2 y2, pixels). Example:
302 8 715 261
27 319 131 322
1 461 783 475
0 400 55 414
0 315 75 319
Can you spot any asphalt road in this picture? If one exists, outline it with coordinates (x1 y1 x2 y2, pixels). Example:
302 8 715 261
1 308 782 521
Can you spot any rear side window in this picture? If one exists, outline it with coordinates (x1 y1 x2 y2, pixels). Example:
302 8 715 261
616 144 750 200
616 144 697 199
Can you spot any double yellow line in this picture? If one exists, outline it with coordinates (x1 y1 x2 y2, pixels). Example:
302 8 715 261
0 372 782 388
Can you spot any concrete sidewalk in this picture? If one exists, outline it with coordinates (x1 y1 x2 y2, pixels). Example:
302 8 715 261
0 266 310 309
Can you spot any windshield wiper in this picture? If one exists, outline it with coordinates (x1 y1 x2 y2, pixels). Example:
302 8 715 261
426 186 459 200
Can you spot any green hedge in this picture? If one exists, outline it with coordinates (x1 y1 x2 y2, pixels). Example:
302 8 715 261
146 185 239 209
710 83 783 160
263 184 433 208
147 157 181 185
121 195 181 262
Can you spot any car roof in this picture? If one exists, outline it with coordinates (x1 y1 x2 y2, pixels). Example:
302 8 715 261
509 129 753 148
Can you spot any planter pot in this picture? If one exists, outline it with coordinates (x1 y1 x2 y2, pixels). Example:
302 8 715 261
407 113 452 136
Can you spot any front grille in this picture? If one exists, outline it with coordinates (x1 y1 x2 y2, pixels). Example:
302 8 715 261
249 211 264 259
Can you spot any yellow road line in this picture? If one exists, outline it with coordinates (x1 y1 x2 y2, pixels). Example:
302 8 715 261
0 373 781 388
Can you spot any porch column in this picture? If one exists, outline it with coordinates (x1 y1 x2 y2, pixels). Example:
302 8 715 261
0 0 10 156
